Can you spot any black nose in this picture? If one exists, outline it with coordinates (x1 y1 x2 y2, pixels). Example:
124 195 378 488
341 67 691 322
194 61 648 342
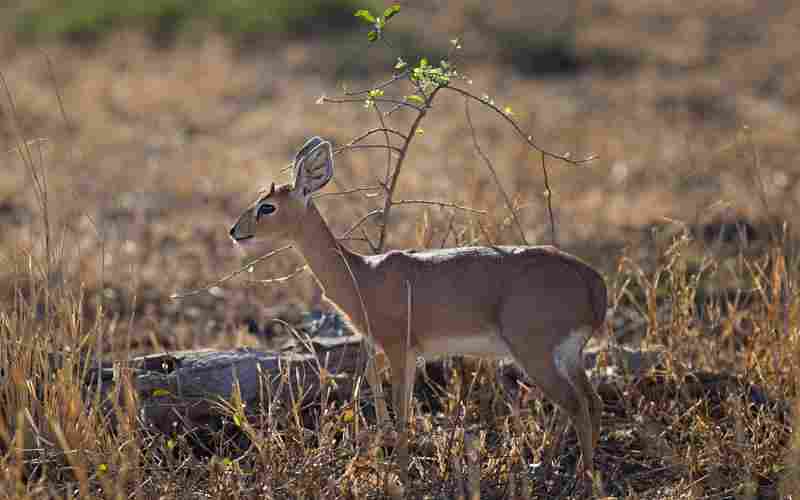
229 226 237 238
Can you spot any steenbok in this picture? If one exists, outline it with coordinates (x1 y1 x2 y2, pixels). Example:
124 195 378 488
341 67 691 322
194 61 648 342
229 137 607 486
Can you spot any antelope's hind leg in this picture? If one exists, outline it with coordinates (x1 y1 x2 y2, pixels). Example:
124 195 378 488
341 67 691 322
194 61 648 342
499 318 597 485
553 328 598 485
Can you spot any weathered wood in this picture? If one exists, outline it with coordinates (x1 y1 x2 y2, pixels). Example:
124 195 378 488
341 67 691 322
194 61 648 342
89 334 368 433
79 331 672 431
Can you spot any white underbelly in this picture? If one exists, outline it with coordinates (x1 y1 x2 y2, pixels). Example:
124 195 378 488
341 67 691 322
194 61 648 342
417 331 513 360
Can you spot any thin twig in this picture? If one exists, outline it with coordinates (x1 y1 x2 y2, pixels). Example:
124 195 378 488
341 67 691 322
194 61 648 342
393 199 486 215
371 103 396 193
464 98 529 245
348 127 409 144
343 70 409 96
377 86 442 251
334 144 404 155
540 152 558 246
360 227 379 253
313 185 382 199
337 233 379 253
446 85 596 165
321 96 423 112
244 265 308 284
385 103 406 118
338 236 371 244
340 209 383 239
170 245 292 299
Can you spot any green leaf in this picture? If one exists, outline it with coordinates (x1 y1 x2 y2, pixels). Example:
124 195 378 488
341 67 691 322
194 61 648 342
383 5 401 21
367 30 378 42
233 413 242 428
152 388 171 397
419 57 428 68
405 95 425 105
354 9 375 23
342 408 355 422
369 89 384 98
394 57 407 70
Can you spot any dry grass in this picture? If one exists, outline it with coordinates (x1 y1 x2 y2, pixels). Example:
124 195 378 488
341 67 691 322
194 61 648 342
1 1 799 498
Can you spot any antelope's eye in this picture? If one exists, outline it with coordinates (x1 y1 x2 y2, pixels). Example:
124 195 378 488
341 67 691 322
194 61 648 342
256 204 276 219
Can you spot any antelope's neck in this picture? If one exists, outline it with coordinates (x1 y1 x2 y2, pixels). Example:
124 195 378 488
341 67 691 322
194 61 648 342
292 202 370 333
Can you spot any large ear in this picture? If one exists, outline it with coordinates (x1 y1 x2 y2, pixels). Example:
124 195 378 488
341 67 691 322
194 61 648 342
292 136 333 206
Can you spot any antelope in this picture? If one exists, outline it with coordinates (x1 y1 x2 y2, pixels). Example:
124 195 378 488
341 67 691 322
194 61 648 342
229 137 607 486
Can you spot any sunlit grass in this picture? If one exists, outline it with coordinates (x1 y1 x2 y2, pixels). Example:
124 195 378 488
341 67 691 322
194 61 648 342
1 1 799 497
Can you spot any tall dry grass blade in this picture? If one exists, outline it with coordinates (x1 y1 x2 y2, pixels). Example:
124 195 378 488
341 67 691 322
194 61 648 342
465 431 481 500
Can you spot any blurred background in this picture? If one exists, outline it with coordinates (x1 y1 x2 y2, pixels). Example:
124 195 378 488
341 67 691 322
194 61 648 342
1 0 799 353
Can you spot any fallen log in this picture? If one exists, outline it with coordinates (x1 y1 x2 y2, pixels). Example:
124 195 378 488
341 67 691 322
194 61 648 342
89 334 367 434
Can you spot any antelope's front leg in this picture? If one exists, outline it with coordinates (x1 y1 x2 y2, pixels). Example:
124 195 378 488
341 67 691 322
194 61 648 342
385 343 418 485
364 350 390 429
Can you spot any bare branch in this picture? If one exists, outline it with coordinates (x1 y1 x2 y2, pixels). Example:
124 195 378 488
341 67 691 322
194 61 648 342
348 127 408 144
314 185 382 199
338 236 370 244
334 144 404 156
385 103 406 118
445 85 596 165
360 227 379 253
340 209 383 239
540 152 558 246
321 95 423 113
464 99 529 245
336 233 378 254
377 86 442 251
343 71 410 96
244 265 308 285
170 245 293 299
371 103 395 193
392 199 487 215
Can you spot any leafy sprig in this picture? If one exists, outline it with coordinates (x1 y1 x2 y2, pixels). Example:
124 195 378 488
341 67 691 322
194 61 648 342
354 4 401 43
322 5 596 252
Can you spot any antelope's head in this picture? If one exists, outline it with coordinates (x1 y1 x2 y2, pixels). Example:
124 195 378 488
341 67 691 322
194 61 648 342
229 136 333 249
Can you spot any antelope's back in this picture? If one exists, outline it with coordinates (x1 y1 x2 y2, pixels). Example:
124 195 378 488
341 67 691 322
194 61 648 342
361 245 606 338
